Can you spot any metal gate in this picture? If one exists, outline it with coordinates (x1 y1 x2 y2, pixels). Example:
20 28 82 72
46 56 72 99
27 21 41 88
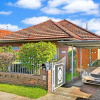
52 57 66 92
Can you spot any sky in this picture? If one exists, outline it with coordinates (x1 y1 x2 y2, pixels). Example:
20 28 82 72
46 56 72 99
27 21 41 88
0 0 100 35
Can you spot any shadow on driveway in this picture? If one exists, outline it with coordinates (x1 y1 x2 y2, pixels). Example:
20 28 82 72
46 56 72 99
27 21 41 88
62 78 100 100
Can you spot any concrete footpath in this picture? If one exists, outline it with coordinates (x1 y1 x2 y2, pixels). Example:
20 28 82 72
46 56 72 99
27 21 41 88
0 86 91 100
0 91 33 100
0 90 76 100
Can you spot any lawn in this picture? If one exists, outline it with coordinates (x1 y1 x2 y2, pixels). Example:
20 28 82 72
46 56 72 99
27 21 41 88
66 71 79 82
0 84 47 99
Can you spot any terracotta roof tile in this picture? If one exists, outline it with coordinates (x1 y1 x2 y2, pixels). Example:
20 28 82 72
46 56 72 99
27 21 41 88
1 20 71 40
58 20 100 40
1 19 100 41
0 29 13 38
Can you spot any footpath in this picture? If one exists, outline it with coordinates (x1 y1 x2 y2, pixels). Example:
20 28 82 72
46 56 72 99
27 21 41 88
0 86 91 100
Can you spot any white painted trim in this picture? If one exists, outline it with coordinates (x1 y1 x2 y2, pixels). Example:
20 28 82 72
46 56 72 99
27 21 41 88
98 49 100 59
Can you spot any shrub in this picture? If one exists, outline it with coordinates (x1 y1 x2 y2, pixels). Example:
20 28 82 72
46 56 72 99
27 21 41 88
19 42 56 69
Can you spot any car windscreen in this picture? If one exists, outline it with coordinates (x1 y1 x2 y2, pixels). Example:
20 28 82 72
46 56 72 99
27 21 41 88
90 60 100 67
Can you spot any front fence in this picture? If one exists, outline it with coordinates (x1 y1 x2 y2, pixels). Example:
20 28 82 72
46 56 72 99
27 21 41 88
0 70 52 92
0 60 52 92
11 62 41 75
0 57 66 92
0 60 42 75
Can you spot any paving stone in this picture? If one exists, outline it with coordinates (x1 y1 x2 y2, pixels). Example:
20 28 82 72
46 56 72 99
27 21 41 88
53 87 91 99
69 87 91 99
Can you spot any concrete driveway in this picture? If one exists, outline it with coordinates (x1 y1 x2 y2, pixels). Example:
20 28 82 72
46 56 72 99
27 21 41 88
64 78 100 100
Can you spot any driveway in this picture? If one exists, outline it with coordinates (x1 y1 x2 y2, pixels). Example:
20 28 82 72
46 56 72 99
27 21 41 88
63 78 100 100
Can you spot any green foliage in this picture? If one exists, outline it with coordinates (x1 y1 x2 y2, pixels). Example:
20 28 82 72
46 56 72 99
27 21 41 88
0 46 15 71
0 52 15 72
19 43 36 69
0 46 14 53
0 47 4 52
0 83 47 99
19 42 56 69
68 49 76 57
68 49 77 68
66 71 79 82
35 42 56 63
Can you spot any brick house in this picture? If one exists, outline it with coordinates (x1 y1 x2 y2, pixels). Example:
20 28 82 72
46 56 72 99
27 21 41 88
0 20 100 71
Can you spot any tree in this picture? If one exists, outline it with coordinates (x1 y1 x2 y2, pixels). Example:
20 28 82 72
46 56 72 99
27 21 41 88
35 42 56 64
19 42 56 69
0 46 15 72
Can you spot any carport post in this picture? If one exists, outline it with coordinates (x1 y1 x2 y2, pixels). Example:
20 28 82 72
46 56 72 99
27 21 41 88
80 47 82 77
71 45 74 81
89 49 91 65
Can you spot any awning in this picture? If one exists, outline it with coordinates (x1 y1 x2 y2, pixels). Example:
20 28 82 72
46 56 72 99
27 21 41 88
58 40 100 49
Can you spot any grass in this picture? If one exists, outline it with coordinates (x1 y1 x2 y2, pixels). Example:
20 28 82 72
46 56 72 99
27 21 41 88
0 84 47 99
66 71 79 82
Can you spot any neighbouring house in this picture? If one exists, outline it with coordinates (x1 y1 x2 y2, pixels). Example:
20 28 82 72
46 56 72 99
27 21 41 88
0 29 12 38
0 20 100 71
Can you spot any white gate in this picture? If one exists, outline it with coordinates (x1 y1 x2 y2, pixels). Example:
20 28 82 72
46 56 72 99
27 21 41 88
52 57 66 92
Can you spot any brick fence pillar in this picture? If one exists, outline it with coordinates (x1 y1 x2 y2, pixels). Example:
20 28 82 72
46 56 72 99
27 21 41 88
40 70 52 92
47 70 51 92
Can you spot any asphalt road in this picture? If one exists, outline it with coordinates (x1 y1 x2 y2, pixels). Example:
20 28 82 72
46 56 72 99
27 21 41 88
63 78 100 100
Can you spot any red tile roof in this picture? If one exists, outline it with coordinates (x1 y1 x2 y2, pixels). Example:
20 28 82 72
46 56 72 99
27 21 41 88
1 20 73 40
1 19 100 41
0 29 12 38
58 20 100 40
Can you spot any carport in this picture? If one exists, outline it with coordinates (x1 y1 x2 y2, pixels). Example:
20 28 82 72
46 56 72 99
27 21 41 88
58 40 100 81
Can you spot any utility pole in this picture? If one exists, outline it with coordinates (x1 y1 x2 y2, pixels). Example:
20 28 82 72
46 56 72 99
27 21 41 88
7 26 8 30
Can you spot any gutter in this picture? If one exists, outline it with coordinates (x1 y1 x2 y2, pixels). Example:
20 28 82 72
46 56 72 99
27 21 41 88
0 37 78 43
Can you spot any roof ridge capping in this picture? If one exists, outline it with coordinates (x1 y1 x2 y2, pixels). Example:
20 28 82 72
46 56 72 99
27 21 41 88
12 19 54 37
59 19 100 38
20 19 53 31
52 20 82 40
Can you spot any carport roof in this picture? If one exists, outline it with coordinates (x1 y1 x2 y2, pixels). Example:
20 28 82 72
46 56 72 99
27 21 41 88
58 40 100 49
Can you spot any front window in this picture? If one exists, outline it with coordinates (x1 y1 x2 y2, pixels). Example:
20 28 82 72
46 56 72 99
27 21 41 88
53 48 59 60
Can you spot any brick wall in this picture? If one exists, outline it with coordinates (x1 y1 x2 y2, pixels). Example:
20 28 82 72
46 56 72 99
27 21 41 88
58 44 69 72
77 48 98 69
0 70 52 92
